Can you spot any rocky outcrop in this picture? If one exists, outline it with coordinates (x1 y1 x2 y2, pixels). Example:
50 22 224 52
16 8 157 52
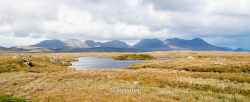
49 58 72 66
64 39 89 48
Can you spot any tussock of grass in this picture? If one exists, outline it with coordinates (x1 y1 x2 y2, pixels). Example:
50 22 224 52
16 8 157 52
0 96 28 102
0 59 30 73
114 54 155 60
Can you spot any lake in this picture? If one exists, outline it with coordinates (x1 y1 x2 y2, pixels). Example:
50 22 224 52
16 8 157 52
71 57 179 70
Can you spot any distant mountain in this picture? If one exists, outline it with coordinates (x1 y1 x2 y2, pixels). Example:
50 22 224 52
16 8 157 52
99 40 130 48
85 40 130 48
164 38 224 51
0 46 27 52
235 48 250 52
33 40 68 49
132 39 171 51
85 40 100 47
219 47 235 51
53 47 145 52
0 46 9 51
64 39 89 48
131 38 243 51
15 46 52 52
9 38 249 52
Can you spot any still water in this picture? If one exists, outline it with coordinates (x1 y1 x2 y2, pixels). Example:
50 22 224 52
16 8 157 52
71 57 178 70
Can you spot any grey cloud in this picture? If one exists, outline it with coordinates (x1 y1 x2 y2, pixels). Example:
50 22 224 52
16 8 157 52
143 0 208 12
0 0 249 49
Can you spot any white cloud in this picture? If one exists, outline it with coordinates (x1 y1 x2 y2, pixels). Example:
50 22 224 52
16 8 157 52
0 0 249 49
0 33 46 47
207 0 250 17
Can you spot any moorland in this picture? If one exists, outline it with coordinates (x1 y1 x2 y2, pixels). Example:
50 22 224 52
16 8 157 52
0 51 249 102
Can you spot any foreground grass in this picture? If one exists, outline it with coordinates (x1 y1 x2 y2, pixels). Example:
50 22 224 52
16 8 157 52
0 96 28 102
0 51 249 102
0 69 249 102
114 54 156 60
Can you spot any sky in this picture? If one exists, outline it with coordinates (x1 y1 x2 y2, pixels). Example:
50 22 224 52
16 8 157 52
0 0 249 49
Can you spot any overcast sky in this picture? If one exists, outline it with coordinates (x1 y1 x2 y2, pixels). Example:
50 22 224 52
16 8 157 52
0 0 249 49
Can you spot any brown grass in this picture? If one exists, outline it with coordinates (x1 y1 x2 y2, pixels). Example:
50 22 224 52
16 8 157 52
0 51 250 102
126 57 250 73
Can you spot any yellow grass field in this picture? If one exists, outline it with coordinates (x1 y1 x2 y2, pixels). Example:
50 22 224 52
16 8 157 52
0 51 250 102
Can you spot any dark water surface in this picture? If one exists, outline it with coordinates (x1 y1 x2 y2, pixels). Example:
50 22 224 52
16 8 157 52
71 57 179 70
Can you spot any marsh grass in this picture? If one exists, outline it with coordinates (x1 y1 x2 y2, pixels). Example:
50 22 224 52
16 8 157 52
1 69 249 102
0 96 28 102
114 54 155 60
126 58 250 73
0 57 73 73
0 51 250 102
178 72 250 83
115 71 250 97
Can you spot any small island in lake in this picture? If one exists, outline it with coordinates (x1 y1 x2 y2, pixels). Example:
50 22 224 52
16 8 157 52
114 54 156 60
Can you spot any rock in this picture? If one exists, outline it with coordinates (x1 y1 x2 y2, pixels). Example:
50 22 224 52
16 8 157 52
132 81 140 84
49 58 71 65
187 56 195 59
11 56 18 59
22 60 34 67
11 55 32 59
49 58 60 63
180 70 188 72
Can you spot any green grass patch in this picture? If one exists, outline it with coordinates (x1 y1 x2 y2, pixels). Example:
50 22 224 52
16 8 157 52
114 54 156 60
0 96 28 102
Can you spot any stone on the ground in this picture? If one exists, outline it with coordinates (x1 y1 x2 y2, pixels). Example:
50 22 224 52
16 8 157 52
22 60 34 67
187 56 195 59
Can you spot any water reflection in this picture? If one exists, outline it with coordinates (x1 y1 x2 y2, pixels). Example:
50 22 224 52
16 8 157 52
71 57 178 70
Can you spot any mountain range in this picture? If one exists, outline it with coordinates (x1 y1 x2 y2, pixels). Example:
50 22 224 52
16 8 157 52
1 38 249 52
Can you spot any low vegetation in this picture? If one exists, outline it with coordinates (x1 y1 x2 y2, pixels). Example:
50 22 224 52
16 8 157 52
0 57 73 73
0 96 28 102
114 54 156 60
0 51 249 102
126 57 250 73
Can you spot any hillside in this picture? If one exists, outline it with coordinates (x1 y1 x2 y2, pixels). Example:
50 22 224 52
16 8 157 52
53 47 145 52
2 38 249 52
33 40 68 49
164 38 224 51
132 39 171 51
85 40 130 48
